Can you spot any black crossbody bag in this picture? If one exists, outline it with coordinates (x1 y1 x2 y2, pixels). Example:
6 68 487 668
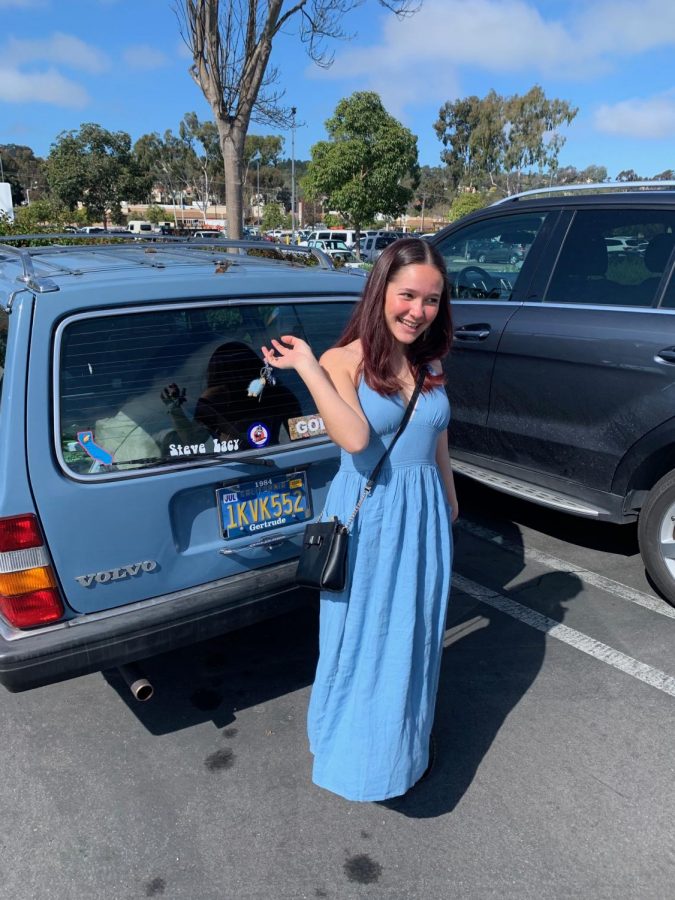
296 369 426 592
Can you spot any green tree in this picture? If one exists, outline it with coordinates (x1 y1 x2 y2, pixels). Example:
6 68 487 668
179 111 224 214
0 144 46 205
146 204 169 224
177 0 420 239
502 86 578 194
47 123 152 227
447 191 489 223
616 169 642 182
13 198 70 231
303 92 419 248
434 91 504 190
406 165 451 228
134 129 194 226
261 202 287 231
243 135 285 221
434 86 577 195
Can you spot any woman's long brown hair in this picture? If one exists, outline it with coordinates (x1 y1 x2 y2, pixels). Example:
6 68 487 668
336 237 453 394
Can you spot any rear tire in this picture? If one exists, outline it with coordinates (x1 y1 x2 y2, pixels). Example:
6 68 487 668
637 469 675 607
477 253 486 263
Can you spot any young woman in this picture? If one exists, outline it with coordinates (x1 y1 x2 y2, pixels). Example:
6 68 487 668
262 238 458 801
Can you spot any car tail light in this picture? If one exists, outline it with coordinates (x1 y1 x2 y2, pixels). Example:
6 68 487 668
0 515 64 628
0 514 43 552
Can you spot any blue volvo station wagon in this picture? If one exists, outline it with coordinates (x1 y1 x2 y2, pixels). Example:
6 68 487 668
0 237 364 692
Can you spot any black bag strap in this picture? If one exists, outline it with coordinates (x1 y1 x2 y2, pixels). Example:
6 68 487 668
344 366 427 530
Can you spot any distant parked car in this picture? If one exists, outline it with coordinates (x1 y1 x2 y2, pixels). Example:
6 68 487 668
307 239 363 267
605 236 647 256
358 232 400 262
467 238 524 265
192 229 225 240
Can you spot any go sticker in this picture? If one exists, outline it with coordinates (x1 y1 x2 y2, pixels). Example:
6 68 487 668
248 423 270 448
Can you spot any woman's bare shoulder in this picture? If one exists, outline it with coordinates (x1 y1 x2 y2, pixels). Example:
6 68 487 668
320 340 362 372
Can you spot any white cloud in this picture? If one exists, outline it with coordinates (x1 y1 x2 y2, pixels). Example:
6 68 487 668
122 44 169 70
5 32 109 73
0 67 89 107
576 0 675 55
595 93 675 139
311 0 675 109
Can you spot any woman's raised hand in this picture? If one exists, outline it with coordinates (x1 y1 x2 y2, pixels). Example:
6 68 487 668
261 335 317 372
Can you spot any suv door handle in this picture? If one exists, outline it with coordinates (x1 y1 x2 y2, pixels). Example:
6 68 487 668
454 325 491 341
657 348 675 363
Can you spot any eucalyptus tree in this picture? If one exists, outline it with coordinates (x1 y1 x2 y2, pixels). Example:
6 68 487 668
133 130 194 225
435 86 577 196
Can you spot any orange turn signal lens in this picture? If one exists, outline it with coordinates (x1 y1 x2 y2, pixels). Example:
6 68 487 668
0 566 56 597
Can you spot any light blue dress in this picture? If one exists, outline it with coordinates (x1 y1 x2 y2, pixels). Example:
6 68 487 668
307 378 453 801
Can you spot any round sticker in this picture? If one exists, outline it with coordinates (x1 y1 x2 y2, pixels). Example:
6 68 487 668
248 423 270 448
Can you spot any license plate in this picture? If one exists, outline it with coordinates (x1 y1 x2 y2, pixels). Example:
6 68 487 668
216 470 313 540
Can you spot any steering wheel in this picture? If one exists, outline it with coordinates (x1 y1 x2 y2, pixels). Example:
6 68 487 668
454 265 496 299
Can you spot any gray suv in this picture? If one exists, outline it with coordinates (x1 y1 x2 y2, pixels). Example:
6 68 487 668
431 183 675 605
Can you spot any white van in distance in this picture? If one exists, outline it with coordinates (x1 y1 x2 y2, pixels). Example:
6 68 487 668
127 220 154 235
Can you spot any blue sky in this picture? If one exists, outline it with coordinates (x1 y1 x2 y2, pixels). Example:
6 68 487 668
1 0 675 179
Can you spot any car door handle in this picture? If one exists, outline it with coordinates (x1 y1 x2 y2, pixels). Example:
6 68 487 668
454 325 491 341
657 348 675 363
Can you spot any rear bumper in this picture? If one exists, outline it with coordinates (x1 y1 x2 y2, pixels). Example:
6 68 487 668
0 560 307 692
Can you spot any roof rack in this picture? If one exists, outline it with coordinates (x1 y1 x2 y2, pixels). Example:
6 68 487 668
0 234 335 294
491 180 675 205
0 242 59 293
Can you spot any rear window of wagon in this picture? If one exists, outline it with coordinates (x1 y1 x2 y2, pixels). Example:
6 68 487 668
57 300 355 475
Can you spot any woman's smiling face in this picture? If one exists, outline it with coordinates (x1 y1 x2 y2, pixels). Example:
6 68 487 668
383 263 444 346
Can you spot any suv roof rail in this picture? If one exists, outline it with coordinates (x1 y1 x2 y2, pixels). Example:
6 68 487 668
0 234 335 283
0 242 59 294
491 180 675 205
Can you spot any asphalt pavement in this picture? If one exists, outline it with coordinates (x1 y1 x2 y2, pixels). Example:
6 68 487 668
1 477 673 900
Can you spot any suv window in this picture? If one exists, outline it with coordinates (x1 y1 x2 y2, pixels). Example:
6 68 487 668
58 301 354 475
544 209 675 307
436 213 546 299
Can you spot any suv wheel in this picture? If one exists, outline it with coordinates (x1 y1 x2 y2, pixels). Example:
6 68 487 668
509 254 518 265
637 469 675 607
477 253 487 263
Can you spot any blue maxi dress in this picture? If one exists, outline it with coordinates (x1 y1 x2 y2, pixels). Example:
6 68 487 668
307 379 453 801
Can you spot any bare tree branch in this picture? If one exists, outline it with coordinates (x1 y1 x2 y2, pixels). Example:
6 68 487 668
175 0 423 237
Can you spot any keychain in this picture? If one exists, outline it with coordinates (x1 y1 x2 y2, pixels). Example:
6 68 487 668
247 360 276 401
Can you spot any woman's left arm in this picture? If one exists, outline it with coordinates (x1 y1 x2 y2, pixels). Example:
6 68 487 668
436 429 459 522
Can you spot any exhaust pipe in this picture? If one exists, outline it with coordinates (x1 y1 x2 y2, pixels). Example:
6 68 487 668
117 663 154 701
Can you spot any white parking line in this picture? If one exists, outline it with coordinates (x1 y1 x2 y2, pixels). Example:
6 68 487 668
452 573 675 698
458 519 675 620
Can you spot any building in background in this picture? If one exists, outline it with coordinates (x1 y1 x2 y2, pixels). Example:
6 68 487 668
0 183 14 221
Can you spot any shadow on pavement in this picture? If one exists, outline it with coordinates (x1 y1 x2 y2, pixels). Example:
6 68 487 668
103 484 584 816
101 597 320 736
457 475 639 558
381 513 583 819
